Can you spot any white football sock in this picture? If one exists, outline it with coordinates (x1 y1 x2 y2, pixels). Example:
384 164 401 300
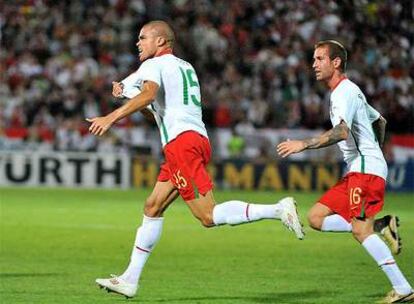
120 215 164 285
362 234 413 295
321 214 352 232
212 199 285 226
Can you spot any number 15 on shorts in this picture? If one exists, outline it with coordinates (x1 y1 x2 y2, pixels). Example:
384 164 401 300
173 170 188 189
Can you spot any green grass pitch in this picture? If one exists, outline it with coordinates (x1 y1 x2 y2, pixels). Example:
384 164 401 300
1 188 413 303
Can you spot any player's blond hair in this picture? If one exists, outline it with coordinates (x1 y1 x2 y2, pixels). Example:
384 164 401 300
315 40 347 72
144 20 175 48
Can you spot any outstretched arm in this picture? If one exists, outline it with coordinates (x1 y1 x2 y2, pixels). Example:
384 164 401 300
112 81 156 124
277 120 349 158
372 116 387 148
87 81 159 136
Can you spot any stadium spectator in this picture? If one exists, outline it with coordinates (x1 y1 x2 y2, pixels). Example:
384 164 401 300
227 127 246 157
1 1 413 155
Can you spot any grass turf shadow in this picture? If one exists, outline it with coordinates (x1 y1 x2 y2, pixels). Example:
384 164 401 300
135 290 327 303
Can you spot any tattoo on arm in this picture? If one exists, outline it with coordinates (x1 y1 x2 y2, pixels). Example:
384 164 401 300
303 122 349 150
372 116 387 147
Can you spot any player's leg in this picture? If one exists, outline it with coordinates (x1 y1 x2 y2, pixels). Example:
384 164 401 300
352 217 413 302
120 180 178 281
184 190 304 239
167 131 304 238
143 180 179 217
309 204 401 241
309 204 353 232
96 180 178 298
184 190 215 227
348 173 413 302
308 176 352 232
309 196 401 252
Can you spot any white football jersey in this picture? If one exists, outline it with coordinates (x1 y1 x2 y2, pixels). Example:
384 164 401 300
330 78 387 180
121 54 208 146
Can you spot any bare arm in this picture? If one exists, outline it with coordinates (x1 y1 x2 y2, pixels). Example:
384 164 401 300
372 116 387 148
111 81 158 122
87 81 159 136
277 121 349 158
303 121 349 149
113 81 156 123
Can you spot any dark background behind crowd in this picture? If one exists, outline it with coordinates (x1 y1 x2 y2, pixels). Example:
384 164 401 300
1 0 413 153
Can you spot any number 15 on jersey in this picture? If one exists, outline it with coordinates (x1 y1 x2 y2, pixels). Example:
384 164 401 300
179 67 201 107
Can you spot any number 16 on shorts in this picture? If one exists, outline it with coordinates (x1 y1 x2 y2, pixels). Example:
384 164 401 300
349 187 362 209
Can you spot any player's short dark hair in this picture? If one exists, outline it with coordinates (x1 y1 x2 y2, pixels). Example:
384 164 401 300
145 20 175 48
315 40 347 72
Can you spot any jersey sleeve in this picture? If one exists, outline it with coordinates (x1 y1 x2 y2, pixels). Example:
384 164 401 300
330 89 357 129
121 71 141 98
366 103 381 122
137 59 162 86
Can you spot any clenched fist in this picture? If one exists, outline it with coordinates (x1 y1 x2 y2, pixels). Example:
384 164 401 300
112 81 124 98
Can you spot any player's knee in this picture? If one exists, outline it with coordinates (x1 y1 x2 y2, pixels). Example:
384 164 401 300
307 212 323 230
351 226 370 243
144 197 162 217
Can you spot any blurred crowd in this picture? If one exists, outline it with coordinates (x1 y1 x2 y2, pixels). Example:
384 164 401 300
1 0 413 155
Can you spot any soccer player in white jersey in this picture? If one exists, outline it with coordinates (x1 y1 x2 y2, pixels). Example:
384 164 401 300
86 20 304 299
277 40 413 303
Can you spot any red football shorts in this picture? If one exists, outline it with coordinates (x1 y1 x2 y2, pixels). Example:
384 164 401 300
318 172 386 222
157 131 214 201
